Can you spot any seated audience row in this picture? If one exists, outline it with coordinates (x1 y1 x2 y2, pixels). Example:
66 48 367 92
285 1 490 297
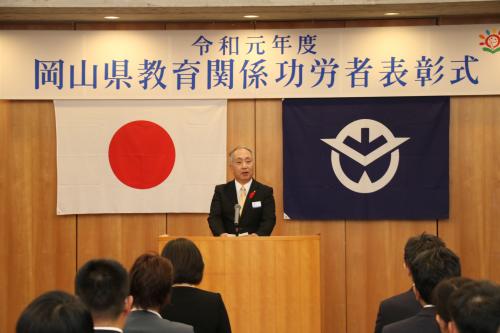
16 238 231 333
15 234 498 333
374 233 445 333
375 232 500 333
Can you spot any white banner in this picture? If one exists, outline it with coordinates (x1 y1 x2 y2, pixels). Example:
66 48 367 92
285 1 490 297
55 99 226 214
1 25 499 99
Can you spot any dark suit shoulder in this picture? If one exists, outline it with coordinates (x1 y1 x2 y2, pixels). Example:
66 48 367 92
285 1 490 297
214 182 230 191
382 308 439 333
171 286 221 304
375 289 421 333
166 319 195 332
379 289 421 314
161 287 230 333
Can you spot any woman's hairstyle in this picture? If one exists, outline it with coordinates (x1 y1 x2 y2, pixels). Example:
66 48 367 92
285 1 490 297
161 238 204 285
16 290 93 333
129 253 174 309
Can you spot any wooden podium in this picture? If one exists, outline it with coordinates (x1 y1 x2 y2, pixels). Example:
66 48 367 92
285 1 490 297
158 235 321 333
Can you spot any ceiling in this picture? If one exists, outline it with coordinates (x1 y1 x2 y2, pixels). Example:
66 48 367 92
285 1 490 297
1 2 500 23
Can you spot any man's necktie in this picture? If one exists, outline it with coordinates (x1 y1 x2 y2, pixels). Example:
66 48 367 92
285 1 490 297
239 186 247 215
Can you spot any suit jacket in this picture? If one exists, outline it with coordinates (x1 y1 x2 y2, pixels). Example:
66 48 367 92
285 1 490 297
382 306 440 333
208 179 276 236
160 286 231 333
124 310 194 333
374 289 422 333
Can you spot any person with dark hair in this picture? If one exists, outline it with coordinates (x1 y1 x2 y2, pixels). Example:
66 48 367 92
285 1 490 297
160 238 232 333
374 232 446 333
382 246 461 333
124 253 194 333
16 290 93 333
75 258 133 332
432 277 473 333
448 280 500 333
208 146 276 236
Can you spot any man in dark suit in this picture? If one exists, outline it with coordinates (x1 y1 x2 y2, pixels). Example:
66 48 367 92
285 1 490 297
75 259 132 332
208 146 276 236
124 253 193 333
382 247 461 333
75 259 133 333
374 233 446 333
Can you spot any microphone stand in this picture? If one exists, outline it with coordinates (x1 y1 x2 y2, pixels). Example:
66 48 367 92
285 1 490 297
234 204 241 237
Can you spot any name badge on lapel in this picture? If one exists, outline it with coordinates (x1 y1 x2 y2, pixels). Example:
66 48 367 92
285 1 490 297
252 201 262 208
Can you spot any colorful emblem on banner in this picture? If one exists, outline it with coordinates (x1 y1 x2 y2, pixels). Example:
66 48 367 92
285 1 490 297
479 29 500 54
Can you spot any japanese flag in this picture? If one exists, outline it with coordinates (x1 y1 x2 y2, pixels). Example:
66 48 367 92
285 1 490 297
55 99 226 215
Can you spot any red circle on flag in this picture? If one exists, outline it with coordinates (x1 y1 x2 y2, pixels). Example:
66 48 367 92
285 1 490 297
108 120 175 189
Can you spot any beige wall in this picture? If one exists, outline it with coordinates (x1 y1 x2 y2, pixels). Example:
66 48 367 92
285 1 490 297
1 19 499 333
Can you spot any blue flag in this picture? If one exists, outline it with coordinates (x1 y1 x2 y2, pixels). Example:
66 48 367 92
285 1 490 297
283 97 449 220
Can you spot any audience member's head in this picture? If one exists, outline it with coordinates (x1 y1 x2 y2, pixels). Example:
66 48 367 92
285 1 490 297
75 259 132 326
161 238 204 285
410 246 461 305
448 280 500 333
16 290 93 333
404 233 446 271
433 277 473 333
129 253 174 310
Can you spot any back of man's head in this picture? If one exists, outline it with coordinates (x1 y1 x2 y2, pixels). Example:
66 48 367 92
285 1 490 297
410 247 461 304
404 232 446 270
16 290 93 333
75 259 129 322
449 280 500 333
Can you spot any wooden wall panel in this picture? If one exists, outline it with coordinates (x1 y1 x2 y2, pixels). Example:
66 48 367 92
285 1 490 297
0 102 7 333
255 99 282 222
286 220 347 333
255 99 347 333
0 101 76 333
227 99 256 165
166 213 211 237
346 221 436 333
77 214 166 270
439 96 500 282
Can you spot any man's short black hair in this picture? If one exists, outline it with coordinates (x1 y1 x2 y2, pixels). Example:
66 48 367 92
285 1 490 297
410 246 461 304
433 276 473 323
16 290 93 333
161 238 204 285
404 232 446 269
449 280 500 333
75 259 129 321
